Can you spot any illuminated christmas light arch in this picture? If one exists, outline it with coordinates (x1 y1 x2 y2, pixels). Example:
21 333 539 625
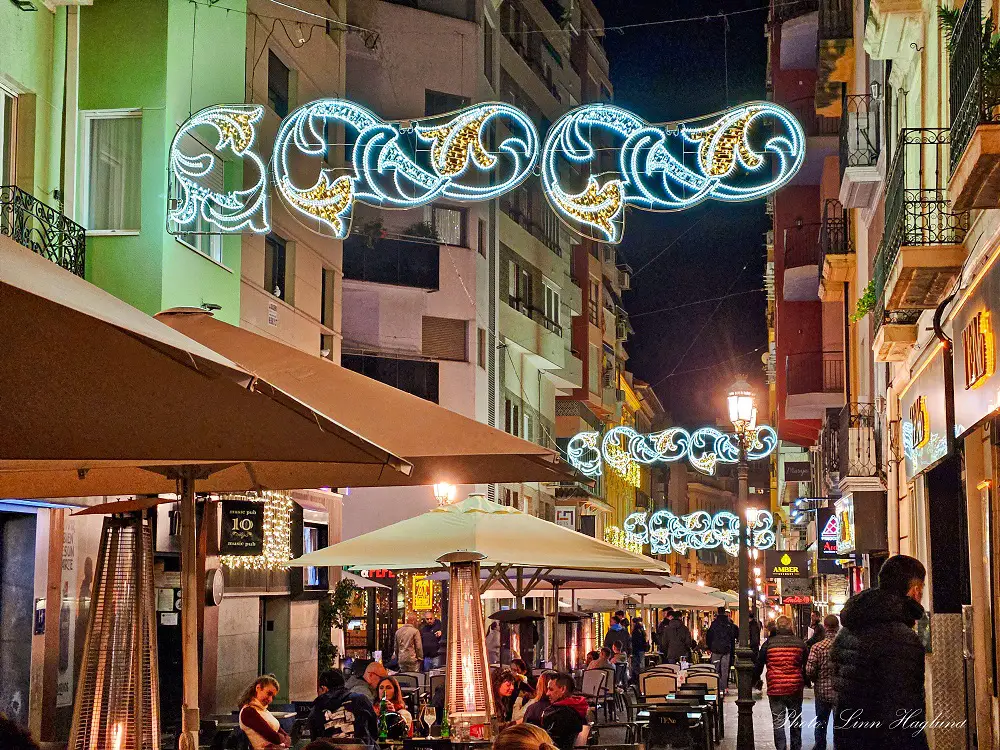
623 508 776 557
539 101 805 243
567 424 777 478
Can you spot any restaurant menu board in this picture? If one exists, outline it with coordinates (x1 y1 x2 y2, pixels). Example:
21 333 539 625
220 500 264 556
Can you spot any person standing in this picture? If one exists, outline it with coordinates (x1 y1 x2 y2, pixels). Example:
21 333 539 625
486 621 502 665
805 610 826 650
660 609 694 665
603 616 630 658
749 613 762 662
393 614 424 673
753 615 808 750
630 617 649 679
832 554 929 750
806 614 840 750
420 612 444 671
706 607 738 692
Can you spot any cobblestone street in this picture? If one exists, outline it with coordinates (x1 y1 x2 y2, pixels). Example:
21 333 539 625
720 689 820 750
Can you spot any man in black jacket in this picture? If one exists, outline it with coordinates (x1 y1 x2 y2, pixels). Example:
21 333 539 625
831 554 929 750
659 610 694 664
308 669 378 743
706 607 738 692
541 673 588 750
420 612 444 671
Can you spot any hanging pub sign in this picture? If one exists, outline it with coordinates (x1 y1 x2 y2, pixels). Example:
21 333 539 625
950 252 1000 436
783 461 811 481
167 99 803 245
765 550 808 578
817 507 841 559
220 500 264 556
899 348 948 479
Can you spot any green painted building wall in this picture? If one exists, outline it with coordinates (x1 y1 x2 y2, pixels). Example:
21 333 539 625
79 0 246 324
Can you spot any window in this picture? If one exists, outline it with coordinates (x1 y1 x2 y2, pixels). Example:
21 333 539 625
422 316 467 361
589 343 600 394
0 87 15 186
302 524 328 588
321 267 336 328
425 89 471 117
342 235 439 289
588 278 600 325
171 133 223 263
502 488 519 509
504 397 520 437
341 353 439 402
477 327 487 369
432 205 465 246
268 51 291 117
523 412 533 442
264 233 288 300
478 218 487 258
507 259 532 313
543 281 560 328
484 21 495 86
84 112 142 232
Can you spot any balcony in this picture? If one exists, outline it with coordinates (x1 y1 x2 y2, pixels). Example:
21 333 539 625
839 92 882 207
822 403 882 488
865 0 922 62
500 196 563 258
786 351 845 420
0 185 86 277
819 199 854 301
785 96 841 138
872 129 969 360
783 221 822 301
948 0 1000 211
343 234 439 290
773 0 819 24
819 0 852 39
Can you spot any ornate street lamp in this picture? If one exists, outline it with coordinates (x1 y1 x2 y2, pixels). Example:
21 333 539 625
728 376 757 750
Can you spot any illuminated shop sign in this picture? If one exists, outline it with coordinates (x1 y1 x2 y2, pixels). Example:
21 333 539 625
765 550 808 578
168 100 803 244
834 496 855 555
900 348 948 479
567 424 777 479
622 508 775 557
909 396 930 449
817 507 840 558
962 311 995 390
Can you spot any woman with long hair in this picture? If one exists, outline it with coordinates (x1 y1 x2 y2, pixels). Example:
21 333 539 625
237 675 290 749
521 671 556 727
494 723 558 750
375 676 413 730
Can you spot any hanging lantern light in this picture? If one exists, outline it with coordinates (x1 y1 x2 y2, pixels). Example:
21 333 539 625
70 513 160 750
440 550 494 739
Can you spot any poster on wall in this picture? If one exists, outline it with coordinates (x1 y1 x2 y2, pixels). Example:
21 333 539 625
554 508 576 530
412 575 433 611
220 500 264 556
56 514 103 709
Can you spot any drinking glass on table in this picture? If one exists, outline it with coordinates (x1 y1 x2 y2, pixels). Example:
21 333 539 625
424 705 437 738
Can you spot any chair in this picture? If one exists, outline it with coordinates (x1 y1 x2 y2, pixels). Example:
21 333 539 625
588 722 636 745
683 672 719 692
638 673 677 703
647 706 705 750
651 663 680 675
581 669 613 722
685 664 717 673
394 673 420 689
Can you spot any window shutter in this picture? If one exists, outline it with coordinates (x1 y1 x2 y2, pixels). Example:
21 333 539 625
422 316 468 361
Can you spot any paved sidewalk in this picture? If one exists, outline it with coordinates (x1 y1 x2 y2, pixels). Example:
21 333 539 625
720 688 822 750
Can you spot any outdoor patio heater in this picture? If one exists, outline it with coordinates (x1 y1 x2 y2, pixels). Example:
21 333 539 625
70 513 160 750
440 550 495 739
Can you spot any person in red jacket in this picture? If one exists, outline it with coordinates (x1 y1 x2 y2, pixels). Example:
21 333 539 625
752 615 808 750
540 673 589 750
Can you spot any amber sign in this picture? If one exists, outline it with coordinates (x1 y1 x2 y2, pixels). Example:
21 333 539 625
412 574 433 610
962 311 995 390
909 395 929 449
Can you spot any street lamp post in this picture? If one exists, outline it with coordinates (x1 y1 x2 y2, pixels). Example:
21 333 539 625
728 377 758 750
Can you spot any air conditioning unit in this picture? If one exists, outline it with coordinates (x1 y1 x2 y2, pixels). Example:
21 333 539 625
603 367 615 387
617 265 632 290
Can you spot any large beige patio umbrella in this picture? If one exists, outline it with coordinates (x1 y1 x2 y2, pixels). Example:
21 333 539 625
577 583 727 609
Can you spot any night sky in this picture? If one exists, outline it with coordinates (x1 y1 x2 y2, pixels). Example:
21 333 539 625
592 0 771 427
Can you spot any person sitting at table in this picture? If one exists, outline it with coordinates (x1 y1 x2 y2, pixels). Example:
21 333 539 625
510 657 533 689
585 647 612 671
350 661 387 702
238 675 291 750
540 673 588 750
522 671 556 727
496 669 533 725
494 723 558 750
308 669 378 744
582 651 600 669
375 676 413 731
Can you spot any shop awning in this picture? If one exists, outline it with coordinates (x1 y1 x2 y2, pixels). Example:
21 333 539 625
0 240 412 498
289 494 670 573
156 308 573 486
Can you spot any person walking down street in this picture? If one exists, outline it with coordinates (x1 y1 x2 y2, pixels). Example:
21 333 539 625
805 610 826 651
660 609 694 665
541 673 588 750
832 554 930 750
630 617 649 680
806 614 841 750
420 612 444 671
753 615 808 750
308 669 378 743
393 614 424 673
238 675 291 749
749 613 762 662
603 615 631 659
706 607 738 692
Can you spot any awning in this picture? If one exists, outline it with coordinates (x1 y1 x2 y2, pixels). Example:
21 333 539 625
156 308 573 486
0 241 411 498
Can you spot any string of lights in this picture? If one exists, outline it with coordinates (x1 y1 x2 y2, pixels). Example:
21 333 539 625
624 508 776 557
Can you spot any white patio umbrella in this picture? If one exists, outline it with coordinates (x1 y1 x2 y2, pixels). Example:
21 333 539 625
576 583 727 610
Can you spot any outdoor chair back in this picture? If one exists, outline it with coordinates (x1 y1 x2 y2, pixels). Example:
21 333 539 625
581 668 610 699
685 664 717 674
650 663 679 675
683 672 719 691
394 673 420 689
638 672 677 702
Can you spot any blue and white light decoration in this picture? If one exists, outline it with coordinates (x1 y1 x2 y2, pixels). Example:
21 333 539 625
168 104 271 234
539 101 805 243
567 424 778 478
270 99 539 238
623 508 776 557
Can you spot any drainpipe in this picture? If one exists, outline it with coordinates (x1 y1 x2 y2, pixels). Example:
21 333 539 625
844 281 851 406
60 7 80 221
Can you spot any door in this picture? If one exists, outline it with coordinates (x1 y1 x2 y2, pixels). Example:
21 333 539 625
0 512 36 728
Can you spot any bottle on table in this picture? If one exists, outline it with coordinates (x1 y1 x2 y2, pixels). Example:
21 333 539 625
378 698 390 740
439 712 450 739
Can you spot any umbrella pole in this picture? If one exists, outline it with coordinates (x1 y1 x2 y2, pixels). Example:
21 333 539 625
179 472 200 750
552 582 562 671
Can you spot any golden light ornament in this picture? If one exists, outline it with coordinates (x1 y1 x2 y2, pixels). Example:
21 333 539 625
441 550 495 737
551 179 624 239
418 108 498 177
281 173 355 237
219 491 295 571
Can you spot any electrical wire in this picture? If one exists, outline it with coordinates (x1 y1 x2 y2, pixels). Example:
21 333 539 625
629 288 764 318
654 346 765 380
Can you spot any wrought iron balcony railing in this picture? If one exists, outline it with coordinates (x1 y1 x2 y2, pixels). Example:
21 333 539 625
819 198 851 276
949 0 999 174
840 91 881 179
838 402 881 478
873 128 969 328
786 351 845 395
784 222 823 269
0 185 85 277
785 96 840 137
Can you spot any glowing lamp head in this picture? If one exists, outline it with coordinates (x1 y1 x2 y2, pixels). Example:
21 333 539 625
727 376 757 433
696 579 705 587
433 482 457 506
